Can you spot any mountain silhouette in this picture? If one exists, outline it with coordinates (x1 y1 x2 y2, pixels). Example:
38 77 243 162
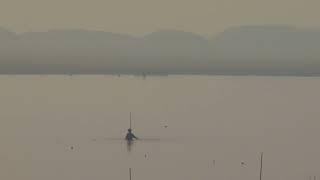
0 26 320 75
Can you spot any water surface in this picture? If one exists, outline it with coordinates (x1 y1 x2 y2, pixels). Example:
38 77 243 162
0 75 319 180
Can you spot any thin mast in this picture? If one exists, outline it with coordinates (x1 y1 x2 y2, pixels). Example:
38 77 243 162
130 112 132 129
129 168 132 180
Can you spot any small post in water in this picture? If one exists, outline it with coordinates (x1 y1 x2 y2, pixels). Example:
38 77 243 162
260 152 263 180
129 168 132 180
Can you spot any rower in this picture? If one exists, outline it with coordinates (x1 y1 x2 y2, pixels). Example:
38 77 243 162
125 128 138 141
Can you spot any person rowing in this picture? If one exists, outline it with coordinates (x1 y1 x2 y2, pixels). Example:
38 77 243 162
125 128 138 141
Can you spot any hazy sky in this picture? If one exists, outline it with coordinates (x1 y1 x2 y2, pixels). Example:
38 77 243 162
1 0 320 36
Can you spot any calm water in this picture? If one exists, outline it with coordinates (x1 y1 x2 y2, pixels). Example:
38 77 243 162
0 75 319 180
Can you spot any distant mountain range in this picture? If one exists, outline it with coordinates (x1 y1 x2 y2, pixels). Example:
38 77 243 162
1 25 320 75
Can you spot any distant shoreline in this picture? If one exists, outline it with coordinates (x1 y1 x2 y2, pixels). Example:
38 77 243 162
0 72 319 77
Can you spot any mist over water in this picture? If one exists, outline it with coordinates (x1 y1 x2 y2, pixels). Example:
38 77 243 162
0 75 319 180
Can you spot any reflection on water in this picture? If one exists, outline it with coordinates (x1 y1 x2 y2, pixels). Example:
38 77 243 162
126 140 134 152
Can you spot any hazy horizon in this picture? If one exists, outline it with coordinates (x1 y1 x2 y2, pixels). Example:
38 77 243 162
1 25 320 75
2 0 320 75
2 24 319 38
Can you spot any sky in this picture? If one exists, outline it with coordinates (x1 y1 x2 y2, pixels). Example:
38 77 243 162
1 0 320 37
